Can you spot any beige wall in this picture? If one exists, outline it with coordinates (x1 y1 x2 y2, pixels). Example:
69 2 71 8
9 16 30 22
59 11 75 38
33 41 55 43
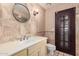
0 3 45 43
45 3 79 55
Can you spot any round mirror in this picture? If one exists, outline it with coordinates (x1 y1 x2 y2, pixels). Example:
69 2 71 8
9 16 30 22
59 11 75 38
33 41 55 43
12 3 30 23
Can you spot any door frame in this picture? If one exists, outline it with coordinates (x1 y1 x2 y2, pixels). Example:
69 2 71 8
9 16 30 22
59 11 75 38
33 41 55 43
55 7 76 56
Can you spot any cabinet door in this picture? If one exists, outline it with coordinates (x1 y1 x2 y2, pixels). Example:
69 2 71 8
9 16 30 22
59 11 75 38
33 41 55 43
28 40 47 56
13 49 27 56
39 41 47 56
28 49 40 56
55 7 76 55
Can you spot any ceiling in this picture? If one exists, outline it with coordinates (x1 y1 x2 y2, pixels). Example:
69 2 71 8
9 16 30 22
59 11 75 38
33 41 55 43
38 3 54 10
38 3 79 11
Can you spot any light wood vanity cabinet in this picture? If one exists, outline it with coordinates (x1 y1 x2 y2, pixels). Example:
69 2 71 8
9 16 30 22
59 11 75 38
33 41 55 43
27 40 47 56
13 49 27 56
13 39 47 56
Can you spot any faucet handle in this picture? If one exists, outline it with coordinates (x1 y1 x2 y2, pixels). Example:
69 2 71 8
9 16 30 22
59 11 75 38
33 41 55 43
18 37 22 41
23 35 26 40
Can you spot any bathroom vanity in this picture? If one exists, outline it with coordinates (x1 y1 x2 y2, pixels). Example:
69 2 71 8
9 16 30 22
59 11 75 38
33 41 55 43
0 36 47 56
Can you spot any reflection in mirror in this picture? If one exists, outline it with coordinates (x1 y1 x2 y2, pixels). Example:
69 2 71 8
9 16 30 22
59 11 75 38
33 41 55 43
12 3 30 23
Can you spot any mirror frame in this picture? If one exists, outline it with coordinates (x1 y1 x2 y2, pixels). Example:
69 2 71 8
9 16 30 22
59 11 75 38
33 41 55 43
12 3 30 23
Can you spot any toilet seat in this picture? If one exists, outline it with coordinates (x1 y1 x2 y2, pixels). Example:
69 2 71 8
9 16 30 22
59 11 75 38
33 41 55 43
47 43 56 51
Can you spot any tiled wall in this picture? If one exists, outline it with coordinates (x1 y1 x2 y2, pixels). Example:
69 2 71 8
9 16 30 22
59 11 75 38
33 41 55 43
45 31 55 45
76 14 79 56
0 3 45 43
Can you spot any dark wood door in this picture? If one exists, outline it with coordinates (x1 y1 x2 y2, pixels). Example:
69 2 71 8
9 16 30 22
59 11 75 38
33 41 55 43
55 7 76 56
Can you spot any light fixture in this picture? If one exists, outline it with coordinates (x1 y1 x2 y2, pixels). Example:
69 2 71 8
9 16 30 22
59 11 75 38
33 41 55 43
33 9 38 16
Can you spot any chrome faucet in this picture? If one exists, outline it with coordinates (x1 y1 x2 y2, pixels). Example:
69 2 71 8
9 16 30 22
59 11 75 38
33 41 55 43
19 35 30 41
19 35 26 41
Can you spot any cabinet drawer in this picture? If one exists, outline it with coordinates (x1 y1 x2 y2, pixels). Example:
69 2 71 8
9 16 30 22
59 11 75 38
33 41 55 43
13 49 27 56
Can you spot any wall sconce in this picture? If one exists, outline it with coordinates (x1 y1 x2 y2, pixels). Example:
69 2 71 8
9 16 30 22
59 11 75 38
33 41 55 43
33 9 38 16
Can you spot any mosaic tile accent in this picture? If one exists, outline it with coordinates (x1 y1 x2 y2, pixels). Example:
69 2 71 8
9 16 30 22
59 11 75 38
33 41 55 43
48 50 72 56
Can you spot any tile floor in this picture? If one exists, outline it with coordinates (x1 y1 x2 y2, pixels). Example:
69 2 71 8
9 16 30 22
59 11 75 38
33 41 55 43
48 50 72 56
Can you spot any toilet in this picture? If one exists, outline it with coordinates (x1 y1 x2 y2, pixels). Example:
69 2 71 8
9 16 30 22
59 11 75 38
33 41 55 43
47 43 56 55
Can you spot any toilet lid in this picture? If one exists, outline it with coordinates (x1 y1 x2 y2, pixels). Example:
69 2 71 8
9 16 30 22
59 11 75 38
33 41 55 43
47 43 56 47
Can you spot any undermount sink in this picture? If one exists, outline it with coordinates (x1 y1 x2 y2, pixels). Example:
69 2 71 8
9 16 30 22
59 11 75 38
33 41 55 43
17 36 40 44
17 36 31 44
0 37 30 55
0 36 47 56
0 36 45 50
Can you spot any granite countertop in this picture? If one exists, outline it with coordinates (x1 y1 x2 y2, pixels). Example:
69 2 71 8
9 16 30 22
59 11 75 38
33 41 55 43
0 36 47 56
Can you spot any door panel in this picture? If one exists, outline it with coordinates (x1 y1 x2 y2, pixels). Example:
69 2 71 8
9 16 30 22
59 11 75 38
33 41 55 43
55 7 76 56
